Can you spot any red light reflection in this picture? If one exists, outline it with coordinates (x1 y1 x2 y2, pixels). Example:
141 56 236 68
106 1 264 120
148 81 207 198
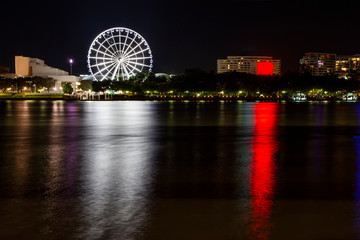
247 103 279 239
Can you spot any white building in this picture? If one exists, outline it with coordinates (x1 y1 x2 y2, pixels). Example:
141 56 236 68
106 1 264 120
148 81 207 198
15 56 80 92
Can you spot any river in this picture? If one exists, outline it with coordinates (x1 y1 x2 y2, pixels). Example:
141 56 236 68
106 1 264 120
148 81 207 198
0 100 359 239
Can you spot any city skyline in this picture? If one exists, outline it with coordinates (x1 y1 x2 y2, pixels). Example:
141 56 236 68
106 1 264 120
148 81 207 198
1 1 359 75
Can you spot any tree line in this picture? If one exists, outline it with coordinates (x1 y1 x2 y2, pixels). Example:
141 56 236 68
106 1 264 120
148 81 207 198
80 69 360 96
2 70 359 96
0 76 56 93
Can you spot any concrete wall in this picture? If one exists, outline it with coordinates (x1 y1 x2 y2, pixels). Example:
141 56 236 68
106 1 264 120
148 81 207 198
32 65 68 77
49 75 80 82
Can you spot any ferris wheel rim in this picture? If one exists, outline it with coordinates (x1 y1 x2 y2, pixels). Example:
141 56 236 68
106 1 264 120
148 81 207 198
87 27 153 81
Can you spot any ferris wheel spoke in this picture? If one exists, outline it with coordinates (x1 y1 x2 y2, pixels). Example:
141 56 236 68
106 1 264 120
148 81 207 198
125 56 152 61
124 48 150 59
109 31 120 54
100 62 118 81
123 62 136 76
90 60 115 68
97 37 116 58
89 56 114 61
124 61 142 73
122 33 138 57
126 60 151 68
121 62 131 80
92 61 116 77
123 39 145 58
91 47 116 59
116 63 122 79
123 61 136 77
120 62 125 79
95 39 117 57
111 62 121 80
102 33 119 56
120 31 130 55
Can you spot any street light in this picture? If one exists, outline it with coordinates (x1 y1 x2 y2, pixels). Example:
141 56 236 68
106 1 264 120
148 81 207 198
69 58 74 75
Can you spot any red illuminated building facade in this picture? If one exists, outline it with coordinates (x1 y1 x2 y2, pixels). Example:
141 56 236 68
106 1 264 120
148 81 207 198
217 56 281 75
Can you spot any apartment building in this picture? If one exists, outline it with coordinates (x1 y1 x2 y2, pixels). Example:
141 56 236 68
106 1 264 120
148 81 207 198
217 56 281 75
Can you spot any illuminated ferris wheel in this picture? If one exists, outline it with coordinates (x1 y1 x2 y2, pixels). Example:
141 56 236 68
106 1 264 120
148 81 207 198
87 27 153 81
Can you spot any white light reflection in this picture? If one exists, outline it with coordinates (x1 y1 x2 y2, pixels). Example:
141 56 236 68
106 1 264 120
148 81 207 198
79 101 158 240
12 101 31 192
234 103 256 229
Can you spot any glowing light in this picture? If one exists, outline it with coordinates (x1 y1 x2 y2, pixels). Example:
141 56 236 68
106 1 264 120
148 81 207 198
247 103 279 239
257 62 274 75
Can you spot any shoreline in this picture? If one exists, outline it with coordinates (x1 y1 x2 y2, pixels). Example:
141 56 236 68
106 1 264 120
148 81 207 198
0 95 351 102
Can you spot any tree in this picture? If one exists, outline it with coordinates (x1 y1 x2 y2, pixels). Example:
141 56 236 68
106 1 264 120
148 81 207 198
63 83 73 94
79 80 93 91
0 78 11 92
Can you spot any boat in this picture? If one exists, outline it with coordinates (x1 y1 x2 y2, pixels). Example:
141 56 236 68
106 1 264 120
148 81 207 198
291 92 307 102
342 93 358 102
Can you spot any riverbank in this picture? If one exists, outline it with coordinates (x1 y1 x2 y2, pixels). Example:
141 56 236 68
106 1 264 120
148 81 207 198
0 93 350 101
0 93 66 100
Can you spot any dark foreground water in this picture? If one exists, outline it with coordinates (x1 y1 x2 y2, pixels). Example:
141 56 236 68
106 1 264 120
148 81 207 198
1 100 360 239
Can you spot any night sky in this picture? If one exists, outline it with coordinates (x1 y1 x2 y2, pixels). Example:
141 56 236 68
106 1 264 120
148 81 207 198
1 0 359 75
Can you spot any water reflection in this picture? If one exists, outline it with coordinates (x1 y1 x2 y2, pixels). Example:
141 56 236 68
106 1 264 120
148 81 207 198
355 103 360 235
78 101 158 240
247 103 279 239
3 101 360 239
11 101 32 195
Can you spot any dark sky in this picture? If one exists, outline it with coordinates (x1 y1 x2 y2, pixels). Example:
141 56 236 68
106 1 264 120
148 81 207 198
1 0 359 75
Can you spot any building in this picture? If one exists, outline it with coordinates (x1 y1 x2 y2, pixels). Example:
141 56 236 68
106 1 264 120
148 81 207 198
300 53 360 79
299 53 336 76
335 55 360 79
15 56 80 92
217 56 281 75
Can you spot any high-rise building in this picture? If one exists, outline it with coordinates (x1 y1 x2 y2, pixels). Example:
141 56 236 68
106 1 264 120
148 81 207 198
300 53 360 79
217 56 281 75
299 53 336 76
335 55 360 79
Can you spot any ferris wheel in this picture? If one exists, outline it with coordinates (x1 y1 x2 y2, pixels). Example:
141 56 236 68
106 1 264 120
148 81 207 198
87 27 153 81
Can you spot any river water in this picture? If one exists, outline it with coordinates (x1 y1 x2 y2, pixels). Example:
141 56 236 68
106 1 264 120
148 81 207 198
0 100 360 239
